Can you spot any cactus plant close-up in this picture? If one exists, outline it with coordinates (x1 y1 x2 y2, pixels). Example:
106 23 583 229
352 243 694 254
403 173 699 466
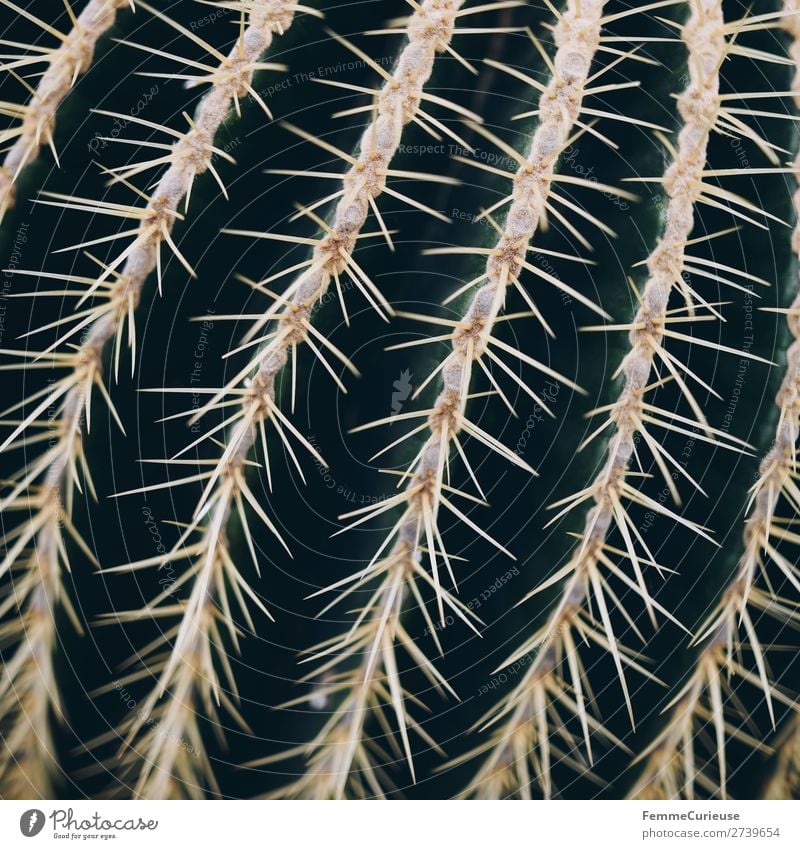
1 0 800 806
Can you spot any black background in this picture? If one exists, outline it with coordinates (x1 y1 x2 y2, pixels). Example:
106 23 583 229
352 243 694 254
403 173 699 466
0 0 798 799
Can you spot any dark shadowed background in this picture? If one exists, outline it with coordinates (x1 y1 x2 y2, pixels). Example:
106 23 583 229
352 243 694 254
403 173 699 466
0 0 798 799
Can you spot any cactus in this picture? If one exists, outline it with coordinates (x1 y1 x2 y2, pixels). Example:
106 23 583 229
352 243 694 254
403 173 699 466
0 0 799 801
0 0 131 223
0 0 303 798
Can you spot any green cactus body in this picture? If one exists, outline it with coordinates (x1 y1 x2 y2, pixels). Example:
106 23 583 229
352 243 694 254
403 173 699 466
0 0 798 802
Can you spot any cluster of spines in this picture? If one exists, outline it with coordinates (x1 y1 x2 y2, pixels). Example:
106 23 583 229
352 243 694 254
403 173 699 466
0 0 131 224
33 0 300 293
251 557 462 799
629 0 800 801
249 0 665 799
3 0 798 802
0 0 303 799
763 715 800 799
103 0 520 799
458 0 795 800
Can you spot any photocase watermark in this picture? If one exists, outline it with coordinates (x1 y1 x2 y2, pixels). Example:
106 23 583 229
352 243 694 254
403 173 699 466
399 141 518 173
1 220 28 344
46 378 72 453
515 380 560 457
478 651 532 696
19 809 45 837
640 427 697 534
448 209 574 312
189 3 232 30
308 434 389 506
422 566 520 639
262 56 395 101
403 142 630 214
308 274 354 319
209 134 243 168
88 85 159 153
390 369 413 421
115 682 200 760
560 143 630 212
18 806 158 837
451 206 494 232
189 311 215 434
141 506 179 599
639 284 753 534
719 284 754 436
730 135 751 169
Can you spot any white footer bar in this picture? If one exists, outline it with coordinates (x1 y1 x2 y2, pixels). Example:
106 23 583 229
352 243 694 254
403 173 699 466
1 800 797 848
